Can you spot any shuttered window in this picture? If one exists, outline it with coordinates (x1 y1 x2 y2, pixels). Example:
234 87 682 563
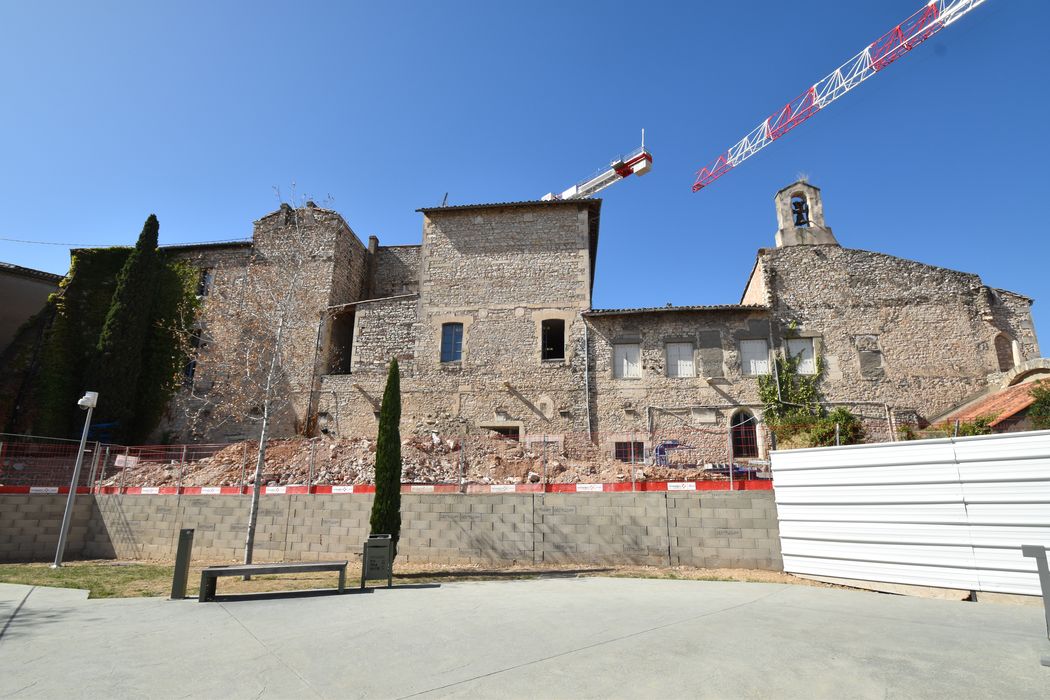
613 344 641 378
740 339 770 376
666 342 695 378
787 338 816 374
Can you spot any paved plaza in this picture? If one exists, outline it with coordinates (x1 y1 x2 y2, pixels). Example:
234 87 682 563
1 576 1047 698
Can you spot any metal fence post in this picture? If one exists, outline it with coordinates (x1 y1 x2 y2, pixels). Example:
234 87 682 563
307 439 316 490
835 423 841 446
458 436 466 493
240 442 248 492
542 435 548 487
178 445 187 491
86 441 101 492
96 445 111 492
119 446 130 493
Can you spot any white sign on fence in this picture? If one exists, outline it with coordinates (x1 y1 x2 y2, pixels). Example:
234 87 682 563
114 455 139 468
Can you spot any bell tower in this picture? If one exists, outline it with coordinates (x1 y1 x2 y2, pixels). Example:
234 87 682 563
774 180 838 247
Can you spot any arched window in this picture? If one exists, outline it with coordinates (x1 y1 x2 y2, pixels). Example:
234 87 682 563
731 410 759 459
790 194 810 227
994 333 1015 372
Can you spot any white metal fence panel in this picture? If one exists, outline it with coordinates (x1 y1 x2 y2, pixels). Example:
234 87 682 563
770 430 1050 596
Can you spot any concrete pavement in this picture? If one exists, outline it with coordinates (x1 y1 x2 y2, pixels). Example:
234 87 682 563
1 577 1047 698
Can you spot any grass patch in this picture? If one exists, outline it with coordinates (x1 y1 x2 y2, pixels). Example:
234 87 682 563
0 560 840 599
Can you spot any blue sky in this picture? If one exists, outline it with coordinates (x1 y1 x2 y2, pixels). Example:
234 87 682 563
3 1 1048 339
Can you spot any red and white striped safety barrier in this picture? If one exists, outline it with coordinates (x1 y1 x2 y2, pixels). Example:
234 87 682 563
0 480 772 496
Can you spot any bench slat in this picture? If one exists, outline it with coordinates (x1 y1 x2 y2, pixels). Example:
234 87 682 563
198 561 348 601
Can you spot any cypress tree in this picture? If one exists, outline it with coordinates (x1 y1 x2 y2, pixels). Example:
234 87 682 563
89 214 161 442
369 358 402 557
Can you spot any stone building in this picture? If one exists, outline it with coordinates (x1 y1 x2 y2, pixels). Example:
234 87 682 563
164 180 1043 463
0 262 61 352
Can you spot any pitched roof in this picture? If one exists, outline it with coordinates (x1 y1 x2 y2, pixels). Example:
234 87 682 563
416 198 600 213
0 261 63 284
584 304 767 317
941 380 1047 427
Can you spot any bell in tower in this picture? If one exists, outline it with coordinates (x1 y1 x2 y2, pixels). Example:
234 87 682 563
773 180 839 248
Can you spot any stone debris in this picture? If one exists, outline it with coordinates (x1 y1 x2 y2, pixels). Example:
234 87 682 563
98 433 733 488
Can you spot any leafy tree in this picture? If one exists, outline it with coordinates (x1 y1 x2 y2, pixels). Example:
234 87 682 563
88 215 161 442
955 417 995 436
758 342 865 448
1030 381 1050 430
370 358 403 557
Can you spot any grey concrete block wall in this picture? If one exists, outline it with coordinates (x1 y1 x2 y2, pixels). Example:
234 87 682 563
0 494 93 562
2 491 782 570
666 492 782 570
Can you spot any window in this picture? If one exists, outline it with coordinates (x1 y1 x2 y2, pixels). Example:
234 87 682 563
666 342 695 378
740 339 770 376
328 311 354 374
994 333 1015 372
614 441 645 462
786 338 816 375
613 343 641 378
197 269 214 297
731 411 758 459
183 332 203 388
541 319 565 361
483 425 520 441
440 322 463 363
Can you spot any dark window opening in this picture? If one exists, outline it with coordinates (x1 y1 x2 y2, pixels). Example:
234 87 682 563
790 194 810 227
541 319 565 361
197 269 214 297
994 334 1015 372
484 426 520 441
731 411 759 459
183 333 203 388
441 322 463 363
614 441 645 462
328 312 354 374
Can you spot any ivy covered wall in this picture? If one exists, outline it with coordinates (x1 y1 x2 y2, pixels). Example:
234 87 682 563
0 246 199 442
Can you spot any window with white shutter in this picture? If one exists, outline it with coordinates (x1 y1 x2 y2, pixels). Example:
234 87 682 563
613 344 641 378
665 342 695 378
740 339 770 376
787 338 816 374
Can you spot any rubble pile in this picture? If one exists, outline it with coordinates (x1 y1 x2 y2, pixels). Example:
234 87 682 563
101 432 731 487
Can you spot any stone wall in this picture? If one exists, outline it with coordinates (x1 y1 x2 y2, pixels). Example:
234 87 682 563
333 201 598 442
759 245 1040 420
0 492 781 571
586 309 772 461
373 245 421 297
164 205 370 441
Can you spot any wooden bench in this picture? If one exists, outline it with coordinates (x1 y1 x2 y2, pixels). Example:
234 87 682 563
198 561 348 602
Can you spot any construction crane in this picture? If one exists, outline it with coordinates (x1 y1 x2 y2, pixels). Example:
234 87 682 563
692 0 989 193
542 131 653 200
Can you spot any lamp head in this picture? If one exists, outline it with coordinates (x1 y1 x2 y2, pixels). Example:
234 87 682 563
77 391 98 410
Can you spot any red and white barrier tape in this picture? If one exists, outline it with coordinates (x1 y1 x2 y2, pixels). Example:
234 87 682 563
0 480 772 496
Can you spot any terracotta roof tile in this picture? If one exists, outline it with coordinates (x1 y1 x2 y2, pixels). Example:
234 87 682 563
941 381 1046 426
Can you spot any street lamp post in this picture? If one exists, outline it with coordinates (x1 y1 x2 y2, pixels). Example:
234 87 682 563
52 391 98 568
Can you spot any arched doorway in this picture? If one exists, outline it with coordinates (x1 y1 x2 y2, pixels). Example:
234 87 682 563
731 410 759 459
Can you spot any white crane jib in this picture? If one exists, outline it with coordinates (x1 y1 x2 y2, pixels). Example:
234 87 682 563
542 133 653 201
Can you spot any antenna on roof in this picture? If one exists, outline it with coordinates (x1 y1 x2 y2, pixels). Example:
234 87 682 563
441 192 449 207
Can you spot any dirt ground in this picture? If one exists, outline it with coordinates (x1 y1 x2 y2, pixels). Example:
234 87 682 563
100 435 752 488
0 559 843 599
